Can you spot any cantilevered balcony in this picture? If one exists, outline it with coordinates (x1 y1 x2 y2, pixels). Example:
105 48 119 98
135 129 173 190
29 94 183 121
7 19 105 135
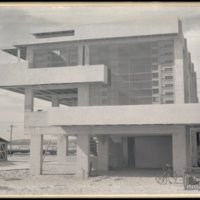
0 62 108 87
25 103 200 130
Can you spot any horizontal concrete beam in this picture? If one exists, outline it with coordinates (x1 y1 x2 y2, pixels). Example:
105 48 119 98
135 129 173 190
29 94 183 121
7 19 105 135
24 126 66 135
24 124 186 136
35 93 77 99
0 62 108 87
63 125 185 136
25 103 200 128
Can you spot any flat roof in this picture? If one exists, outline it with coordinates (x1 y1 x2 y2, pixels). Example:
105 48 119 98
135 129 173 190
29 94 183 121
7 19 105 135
1 18 182 58
13 17 181 47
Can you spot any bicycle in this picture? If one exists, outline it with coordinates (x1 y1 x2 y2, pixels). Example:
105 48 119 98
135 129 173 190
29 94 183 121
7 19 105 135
155 164 177 185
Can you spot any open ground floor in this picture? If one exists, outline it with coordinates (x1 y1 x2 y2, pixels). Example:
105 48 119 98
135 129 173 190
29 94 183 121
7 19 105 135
29 125 200 178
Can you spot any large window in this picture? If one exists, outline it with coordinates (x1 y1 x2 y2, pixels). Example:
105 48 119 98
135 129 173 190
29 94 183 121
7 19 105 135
32 46 79 68
89 39 174 106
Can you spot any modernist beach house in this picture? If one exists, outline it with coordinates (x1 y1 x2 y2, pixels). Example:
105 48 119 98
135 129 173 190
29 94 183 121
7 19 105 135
0 18 200 177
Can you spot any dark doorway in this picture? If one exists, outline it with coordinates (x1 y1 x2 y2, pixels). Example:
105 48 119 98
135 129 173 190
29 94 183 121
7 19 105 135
197 132 200 167
128 137 135 168
197 132 200 146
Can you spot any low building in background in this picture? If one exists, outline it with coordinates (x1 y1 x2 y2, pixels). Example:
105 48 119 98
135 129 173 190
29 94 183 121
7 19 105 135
0 137 9 161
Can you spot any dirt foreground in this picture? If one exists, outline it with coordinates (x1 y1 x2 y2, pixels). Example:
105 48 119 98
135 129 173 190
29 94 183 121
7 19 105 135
0 155 200 197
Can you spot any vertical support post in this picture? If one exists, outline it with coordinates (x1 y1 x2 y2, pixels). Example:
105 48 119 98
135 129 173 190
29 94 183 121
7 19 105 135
78 84 89 106
52 96 59 107
26 46 34 68
17 48 21 63
52 95 68 162
76 134 90 178
24 87 40 175
76 82 90 177
190 128 198 167
122 137 128 167
57 135 68 162
5 144 7 160
9 124 14 156
84 45 90 65
30 133 43 176
172 126 187 176
24 87 34 112
78 45 83 65
97 135 109 171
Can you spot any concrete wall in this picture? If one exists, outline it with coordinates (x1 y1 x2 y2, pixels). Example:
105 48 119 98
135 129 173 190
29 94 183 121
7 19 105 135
182 40 198 104
174 36 185 103
134 136 172 168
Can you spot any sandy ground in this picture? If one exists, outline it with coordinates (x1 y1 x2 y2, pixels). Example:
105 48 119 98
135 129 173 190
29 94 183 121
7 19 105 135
0 154 200 197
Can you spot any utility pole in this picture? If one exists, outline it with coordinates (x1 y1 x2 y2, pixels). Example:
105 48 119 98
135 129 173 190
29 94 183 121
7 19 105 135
9 124 15 156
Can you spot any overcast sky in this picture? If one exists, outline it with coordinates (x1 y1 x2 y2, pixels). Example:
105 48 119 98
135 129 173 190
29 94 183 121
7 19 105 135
0 2 200 140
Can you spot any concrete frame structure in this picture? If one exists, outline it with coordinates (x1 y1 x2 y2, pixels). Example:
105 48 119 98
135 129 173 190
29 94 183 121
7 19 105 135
1 18 200 177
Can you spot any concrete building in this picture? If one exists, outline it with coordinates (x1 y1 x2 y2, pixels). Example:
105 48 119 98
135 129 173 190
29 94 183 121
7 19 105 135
0 137 9 161
0 18 200 177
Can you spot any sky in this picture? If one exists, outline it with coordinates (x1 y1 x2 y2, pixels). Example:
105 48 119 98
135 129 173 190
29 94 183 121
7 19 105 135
0 2 200 140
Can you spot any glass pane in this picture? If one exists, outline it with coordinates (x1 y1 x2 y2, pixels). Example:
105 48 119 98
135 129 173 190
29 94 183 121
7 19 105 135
33 46 78 68
130 81 152 89
89 40 174 106
130 73 152 81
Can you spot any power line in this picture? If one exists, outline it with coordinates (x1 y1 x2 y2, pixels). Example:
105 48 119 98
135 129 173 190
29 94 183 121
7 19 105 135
9 123 15 156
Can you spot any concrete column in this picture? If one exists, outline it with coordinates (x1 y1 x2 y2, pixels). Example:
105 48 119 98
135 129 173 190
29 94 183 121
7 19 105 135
76 134 90 178
97 136 109 171
172 126 187 176
26 46 34 68
78 45 83 65
57 135 68 162
17 48 21 63
78 84 89 106
174 37 185 103
30 134 43 176
52 96 59 107
190 129 198 167
52 96 65 162
76 58 90 177
84 45 90 65
122 137 128 167
24 87 34 112
185 128 191 168
76 82 90 177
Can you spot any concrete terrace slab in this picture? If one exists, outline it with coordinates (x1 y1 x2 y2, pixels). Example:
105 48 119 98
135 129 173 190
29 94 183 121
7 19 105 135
25 103 200 128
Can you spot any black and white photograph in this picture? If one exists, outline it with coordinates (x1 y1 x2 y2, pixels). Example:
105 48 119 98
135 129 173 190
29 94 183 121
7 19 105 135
0 2 200 197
